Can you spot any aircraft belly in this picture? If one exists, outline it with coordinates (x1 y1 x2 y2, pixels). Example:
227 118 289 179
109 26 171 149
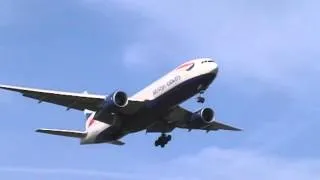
94 126 126 143
122 113 161 133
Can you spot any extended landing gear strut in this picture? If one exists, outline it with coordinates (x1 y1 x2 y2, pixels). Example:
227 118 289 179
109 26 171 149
197 90 205 103
154 133 172 148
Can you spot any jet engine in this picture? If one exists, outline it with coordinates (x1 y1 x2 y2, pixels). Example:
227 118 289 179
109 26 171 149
103 91 128 110
102 91 128 112
189 108 215 126
94 91 128 120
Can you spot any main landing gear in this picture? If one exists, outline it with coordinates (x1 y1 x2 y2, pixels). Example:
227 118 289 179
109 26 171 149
154 133 172 148
197 90 205 103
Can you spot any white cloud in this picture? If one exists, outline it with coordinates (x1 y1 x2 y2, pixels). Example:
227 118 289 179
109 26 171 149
80 0 320 162
142 147 320 180
32 3 318 180
2 147 319 180
83 0 320 98
0 167 144 179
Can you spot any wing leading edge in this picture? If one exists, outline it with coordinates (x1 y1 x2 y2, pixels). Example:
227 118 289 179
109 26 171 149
0 84 145 114
0 84 105 111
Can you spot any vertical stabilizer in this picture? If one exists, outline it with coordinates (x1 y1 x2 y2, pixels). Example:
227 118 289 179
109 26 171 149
84 109 95 130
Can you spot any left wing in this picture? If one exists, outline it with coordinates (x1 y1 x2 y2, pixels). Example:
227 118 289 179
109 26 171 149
147 106 241 133
171 106 242 131
0 84 144 114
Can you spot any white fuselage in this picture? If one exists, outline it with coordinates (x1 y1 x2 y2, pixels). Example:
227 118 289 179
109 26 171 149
131 58 218 101
81 58 218 144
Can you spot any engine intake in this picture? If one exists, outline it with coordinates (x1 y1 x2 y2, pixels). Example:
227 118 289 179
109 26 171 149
190 108 215 125
103 91 128 110
111 91 128 107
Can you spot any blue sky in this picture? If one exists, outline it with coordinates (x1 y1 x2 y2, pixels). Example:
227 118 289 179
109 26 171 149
0 0 320 179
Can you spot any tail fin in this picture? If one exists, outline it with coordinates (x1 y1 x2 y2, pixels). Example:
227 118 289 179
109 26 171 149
84 109 95 130
84 109 93 119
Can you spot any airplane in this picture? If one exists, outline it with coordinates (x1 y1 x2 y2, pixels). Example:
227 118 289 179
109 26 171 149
0 58 241 148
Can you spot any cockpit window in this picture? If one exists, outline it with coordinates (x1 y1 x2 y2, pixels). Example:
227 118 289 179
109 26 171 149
201 60 214 64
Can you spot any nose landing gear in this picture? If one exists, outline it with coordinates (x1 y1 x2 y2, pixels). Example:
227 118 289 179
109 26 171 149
154 133 172 148
197 90 205 103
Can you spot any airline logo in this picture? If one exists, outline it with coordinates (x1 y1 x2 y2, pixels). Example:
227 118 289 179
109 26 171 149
88 118 95 127
176 62 194 71
86 113 96 128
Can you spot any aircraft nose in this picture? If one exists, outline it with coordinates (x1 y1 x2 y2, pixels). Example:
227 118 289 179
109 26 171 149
211 62 219 75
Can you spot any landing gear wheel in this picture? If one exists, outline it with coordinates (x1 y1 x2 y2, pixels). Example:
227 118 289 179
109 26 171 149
154 140 160 147
154 134 172 148
197 97 205 103
167 135 172 141
197 90 205 103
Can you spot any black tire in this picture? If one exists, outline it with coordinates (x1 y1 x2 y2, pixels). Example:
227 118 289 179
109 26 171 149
197 97 205 103
159 136 165 143
167 135 172 141
154 140 159 147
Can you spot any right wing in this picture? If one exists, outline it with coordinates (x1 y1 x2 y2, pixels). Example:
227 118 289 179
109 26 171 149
0 84 145 114
0 84 105 111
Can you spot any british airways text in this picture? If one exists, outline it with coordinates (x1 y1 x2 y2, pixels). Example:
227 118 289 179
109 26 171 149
153 75 181 97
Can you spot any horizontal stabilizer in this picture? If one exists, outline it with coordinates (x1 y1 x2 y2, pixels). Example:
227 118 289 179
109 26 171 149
36 128 87 138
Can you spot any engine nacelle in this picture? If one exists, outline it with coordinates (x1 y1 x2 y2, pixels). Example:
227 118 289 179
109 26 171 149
94 91 128 120
103 91 128 109
190 108 215 125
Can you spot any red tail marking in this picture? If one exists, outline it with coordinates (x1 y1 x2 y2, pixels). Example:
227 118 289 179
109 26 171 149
87 114 95 127
88 118 95 127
